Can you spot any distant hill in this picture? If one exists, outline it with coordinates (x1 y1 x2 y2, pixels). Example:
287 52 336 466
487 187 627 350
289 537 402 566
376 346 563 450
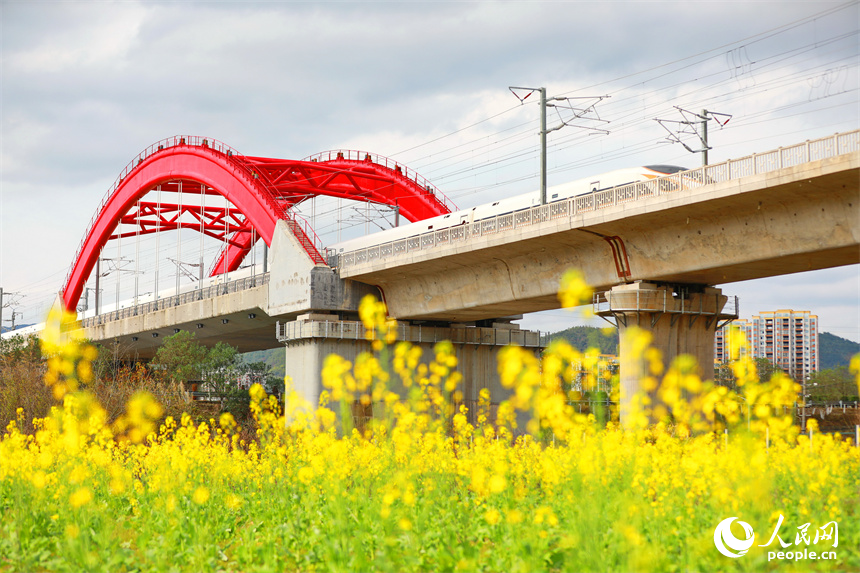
242 347 285 378
819 332 859 369
542 327 857 369
0 324 33 335
546 325 618 355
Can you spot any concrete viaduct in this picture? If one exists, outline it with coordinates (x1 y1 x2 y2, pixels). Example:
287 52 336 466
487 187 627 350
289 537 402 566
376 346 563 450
43 130 860 420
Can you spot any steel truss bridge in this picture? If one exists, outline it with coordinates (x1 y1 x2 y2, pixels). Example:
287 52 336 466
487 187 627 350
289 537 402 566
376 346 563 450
61 135 457 314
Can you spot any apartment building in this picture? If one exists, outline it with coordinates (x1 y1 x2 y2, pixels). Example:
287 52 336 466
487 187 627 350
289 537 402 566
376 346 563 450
715 310 818 381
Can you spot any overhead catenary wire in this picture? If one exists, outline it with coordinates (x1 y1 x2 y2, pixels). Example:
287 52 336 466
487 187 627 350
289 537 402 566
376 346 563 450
6 2 858 336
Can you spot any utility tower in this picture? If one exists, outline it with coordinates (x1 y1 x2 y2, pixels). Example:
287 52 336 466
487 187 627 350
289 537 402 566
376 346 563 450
655 107 731 166
509 86 609 204
0 288 22 335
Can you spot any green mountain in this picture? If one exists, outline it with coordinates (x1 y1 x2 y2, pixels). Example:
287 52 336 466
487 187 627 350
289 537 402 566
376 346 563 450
546 325 619 355
242 347 285 379
819 332 859 370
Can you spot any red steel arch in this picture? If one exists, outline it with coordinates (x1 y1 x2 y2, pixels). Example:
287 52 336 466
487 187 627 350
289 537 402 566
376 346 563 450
61 137 454 312
210 149 457 275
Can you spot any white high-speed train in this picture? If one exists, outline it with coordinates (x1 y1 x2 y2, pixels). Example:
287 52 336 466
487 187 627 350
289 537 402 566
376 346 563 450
328 164 688 254
0 263 269 340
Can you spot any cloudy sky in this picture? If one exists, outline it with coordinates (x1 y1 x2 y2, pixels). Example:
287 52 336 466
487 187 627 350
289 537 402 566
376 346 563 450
1 0 858 341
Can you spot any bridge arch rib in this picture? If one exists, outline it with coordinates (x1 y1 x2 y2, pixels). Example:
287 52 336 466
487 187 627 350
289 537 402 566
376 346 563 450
61 136 454 312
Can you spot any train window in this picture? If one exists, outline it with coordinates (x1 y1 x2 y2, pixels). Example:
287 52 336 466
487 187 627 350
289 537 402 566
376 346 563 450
551 193 558 199
444 214 451 218
590 181 599 192
492 202 499 206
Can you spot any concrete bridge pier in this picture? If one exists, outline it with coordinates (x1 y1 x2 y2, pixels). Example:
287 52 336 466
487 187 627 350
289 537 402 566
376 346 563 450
595 281 737 426
276 314 543 425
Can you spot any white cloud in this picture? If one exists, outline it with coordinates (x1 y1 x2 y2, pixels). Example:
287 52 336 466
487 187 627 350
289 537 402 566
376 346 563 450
6 2 147 73
1 0 857 334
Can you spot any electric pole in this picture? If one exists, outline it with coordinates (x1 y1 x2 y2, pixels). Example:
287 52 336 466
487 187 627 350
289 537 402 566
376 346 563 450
510 86 610 204
4 310 22 331
77 287 92 313
540 87 547 205
95 257 101 316
0 288 22 335
655 107 731 166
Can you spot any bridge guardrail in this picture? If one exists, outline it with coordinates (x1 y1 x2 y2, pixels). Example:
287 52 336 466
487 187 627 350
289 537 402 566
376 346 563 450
333 130 860 271
303 149 458 214
65 136 256 295
592 291 739 319
64 135 330 306
80 273 269 328
276 319 543 347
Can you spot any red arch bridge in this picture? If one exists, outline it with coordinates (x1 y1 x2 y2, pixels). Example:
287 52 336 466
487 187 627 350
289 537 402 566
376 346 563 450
62 135 456 316
57 135 546 412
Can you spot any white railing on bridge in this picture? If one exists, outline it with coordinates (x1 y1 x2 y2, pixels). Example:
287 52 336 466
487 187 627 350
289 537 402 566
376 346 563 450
331 130 860 271
80 273 269 328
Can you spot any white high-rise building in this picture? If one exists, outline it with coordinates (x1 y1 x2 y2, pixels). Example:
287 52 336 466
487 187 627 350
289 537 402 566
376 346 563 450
715 310 818 381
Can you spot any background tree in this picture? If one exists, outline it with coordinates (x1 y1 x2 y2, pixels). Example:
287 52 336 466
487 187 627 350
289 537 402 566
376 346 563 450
805 366 859 403
0 334 51 434
150 331 209 383
0 333 42 366
201 341 239 383
714 357 782 391
548 326 619 355
753 358 781 383
149 332 281 422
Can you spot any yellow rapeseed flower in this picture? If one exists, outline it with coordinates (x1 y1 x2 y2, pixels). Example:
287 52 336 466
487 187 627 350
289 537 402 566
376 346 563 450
505 509 524 525
69 487 92 508
192 486 210 505
489 474 507 494
558 268 593 309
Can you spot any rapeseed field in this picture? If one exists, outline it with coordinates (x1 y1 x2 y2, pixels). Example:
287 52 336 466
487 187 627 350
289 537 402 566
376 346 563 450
1 287 858 572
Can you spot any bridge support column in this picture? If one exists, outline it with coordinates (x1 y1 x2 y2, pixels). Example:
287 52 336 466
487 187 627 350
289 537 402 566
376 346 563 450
277 314 543 426
596 282 736 427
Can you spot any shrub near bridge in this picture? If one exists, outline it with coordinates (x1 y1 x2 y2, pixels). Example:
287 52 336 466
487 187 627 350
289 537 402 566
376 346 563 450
0 285 859 572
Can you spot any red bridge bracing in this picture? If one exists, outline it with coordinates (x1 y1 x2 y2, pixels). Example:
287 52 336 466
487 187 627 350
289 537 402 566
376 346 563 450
61 136 456 312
